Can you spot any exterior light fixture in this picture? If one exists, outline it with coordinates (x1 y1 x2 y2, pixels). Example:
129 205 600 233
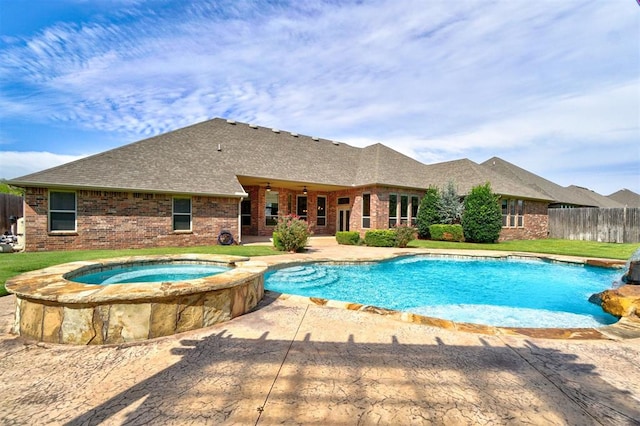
303 186 308 195
266 183 271 192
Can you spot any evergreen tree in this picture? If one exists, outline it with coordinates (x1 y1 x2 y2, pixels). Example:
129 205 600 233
438 181 463 224
461 182 502 243
416 187 440 239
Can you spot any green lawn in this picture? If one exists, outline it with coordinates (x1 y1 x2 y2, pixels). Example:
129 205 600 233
0 245 276 297
408 238 639 261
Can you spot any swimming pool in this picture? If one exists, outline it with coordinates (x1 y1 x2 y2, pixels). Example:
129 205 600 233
265 256 620 328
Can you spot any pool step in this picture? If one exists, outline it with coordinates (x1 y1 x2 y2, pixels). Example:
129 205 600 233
268 265 339 289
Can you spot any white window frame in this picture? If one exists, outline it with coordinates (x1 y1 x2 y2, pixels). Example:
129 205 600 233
297 195 308 221
265 191 279 226
317 196 327 227
172 197 192 232
502 198 524 228
400 195 409 225
388 193 398 227
49 190 77 232
410 196 419 226
362 193 371 228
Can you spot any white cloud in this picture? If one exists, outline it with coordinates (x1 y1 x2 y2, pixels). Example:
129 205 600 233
0 0 638 194
0 151 90 179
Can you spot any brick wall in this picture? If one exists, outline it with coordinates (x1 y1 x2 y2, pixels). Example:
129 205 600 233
23 188 240 251
498 200 549 241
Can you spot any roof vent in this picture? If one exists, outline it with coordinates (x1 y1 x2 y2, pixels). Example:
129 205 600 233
226 119 236 125
290 132 298 137
332 141 340 146
217 143 222 152
249 124 258 129
272 128 280 133
312 136 319 141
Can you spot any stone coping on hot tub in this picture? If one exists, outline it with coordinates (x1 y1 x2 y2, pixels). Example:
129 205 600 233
5 254 268 344
5 254 266 304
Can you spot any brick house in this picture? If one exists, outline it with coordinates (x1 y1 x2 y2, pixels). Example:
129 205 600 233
10 118 570 251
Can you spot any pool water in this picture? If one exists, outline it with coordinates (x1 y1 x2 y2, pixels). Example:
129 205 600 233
73 264 231 285
265 256 621 328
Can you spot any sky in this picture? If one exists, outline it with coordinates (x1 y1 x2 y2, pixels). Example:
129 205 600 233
1 0 639 195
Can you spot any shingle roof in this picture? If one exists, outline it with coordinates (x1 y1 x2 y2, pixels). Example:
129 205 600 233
566 186 625 208
7 117 552 201
607 189 640 208
424 158 552 200
10 119 364 195
481 157 600 206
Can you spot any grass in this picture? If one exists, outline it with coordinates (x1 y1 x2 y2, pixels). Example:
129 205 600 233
408 238 639 261
0 244 276 297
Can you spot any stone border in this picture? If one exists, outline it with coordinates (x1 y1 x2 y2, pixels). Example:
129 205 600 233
264 252 640 341
5 254 266 344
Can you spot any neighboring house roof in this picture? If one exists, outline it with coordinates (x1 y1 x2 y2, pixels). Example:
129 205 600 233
7 117 554 201
481 157 601 206
424 159 552 201
607 189 640 208
566 186 626 208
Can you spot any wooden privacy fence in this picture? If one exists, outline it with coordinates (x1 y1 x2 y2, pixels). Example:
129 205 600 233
0 193 23 233
548 207 640 243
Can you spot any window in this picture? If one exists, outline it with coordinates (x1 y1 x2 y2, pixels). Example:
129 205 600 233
400 195 409 224
388 193 397 227
173 198 192 231
362 193 371 228
266 191 279 226
297 195 308 221
411 196 419 226
49 191 76 232
317 196 327 226
338 197 350 205
502 198 524 228
241 199 251 226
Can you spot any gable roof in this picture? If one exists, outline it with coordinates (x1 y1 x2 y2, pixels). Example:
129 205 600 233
481 157 601 206
565 186 625 208
607 189 640 208
8 117 552 201
424 158 552 201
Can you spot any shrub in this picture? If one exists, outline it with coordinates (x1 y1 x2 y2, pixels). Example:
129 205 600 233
461 183 502 243
336 231 360 245
394 224 417 248
416 187 440 239
438 181 464 224
364 230 396 247
428 224 464 242
272 215 312 252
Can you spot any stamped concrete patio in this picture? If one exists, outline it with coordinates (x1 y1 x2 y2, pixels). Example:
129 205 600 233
1 238 639 425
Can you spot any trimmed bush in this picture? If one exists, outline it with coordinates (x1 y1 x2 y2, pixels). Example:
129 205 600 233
364 230 396 247
336 231 360 245
428 224 464 242
394 224 417 248
272 232 284 250
272 215 312 252
462 183 503 243
416 187 440 239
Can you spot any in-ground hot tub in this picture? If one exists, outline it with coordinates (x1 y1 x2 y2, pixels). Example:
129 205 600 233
5 254 266 345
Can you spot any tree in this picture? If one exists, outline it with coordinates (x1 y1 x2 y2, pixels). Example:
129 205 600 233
438 181 463 224
0 180 23 196
461 182 502 243
416 187 440 239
